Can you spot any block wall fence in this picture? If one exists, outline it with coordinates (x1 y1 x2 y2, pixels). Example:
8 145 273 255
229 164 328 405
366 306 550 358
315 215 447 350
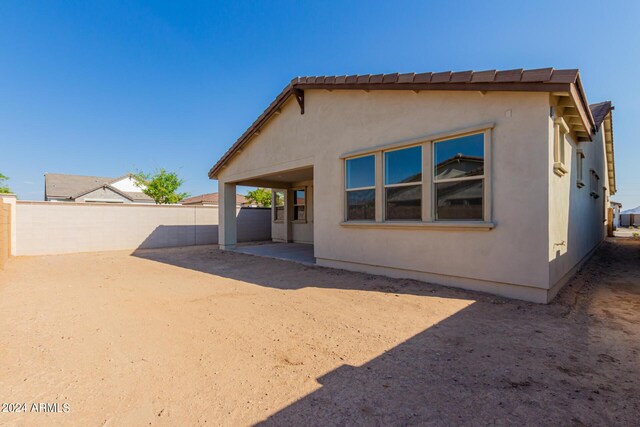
0 198 10 269
6 201 271 256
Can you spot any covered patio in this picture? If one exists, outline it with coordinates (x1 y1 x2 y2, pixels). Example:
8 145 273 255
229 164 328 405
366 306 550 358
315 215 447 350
218 165 314 250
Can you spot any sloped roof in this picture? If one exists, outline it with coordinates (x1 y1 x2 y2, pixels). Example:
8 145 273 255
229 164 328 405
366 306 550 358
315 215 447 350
209 67 597 178
45 173 152 201
589 101 613 130
588 101 616 194
181 192 247 205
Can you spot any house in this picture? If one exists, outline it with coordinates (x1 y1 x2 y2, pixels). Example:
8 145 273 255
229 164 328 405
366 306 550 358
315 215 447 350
181 192 248 206
44 173 154 204
209 68 616 303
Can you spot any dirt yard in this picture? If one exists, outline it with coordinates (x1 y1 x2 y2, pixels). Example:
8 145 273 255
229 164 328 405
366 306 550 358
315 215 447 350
0 239 638 426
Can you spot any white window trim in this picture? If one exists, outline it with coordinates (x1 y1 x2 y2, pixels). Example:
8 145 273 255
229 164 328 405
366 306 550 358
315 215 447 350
341 124 493 229
553 117 570 177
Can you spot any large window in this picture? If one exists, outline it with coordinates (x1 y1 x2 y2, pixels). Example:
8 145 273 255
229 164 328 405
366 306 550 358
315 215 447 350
434 133 484 220
384 145 422 220
274 190 285 221
342 124 492 226
293 189 306 221
346 155 375 220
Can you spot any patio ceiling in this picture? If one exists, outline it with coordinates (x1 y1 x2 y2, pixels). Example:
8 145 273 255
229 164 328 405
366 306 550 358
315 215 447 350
232 166 313 188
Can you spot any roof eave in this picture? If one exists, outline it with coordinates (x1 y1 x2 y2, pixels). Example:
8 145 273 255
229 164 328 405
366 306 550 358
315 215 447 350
209 70 597 179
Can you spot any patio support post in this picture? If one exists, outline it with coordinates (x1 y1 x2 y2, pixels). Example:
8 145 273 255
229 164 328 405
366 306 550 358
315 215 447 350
218 182 237 250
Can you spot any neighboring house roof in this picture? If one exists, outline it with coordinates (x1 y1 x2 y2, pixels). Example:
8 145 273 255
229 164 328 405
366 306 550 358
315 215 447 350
181 192 247 205
45 173 153 201
209 67 598 179
622 206 640 214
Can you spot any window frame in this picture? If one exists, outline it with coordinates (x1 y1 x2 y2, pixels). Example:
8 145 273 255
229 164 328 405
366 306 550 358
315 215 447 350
553 117 569 177
344 153 377 222
432 132 487 222
292 187 306 223
383 144 423 221
341 123 494 228
273 190 285 223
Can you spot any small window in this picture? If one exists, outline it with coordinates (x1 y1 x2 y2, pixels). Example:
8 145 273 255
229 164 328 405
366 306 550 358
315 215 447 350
384 146 422 220
553 117 569 176
576 150 585 188
590 170 600 199
293 189 305 221
434 133 484 220
274 191 285 221
346 155 375 221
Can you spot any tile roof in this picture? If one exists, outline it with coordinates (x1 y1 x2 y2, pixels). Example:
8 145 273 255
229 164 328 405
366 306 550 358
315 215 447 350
209 68 596 178
589 101 613 130
45 173 152 201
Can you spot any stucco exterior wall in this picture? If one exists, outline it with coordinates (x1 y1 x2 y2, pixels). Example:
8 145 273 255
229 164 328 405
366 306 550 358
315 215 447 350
270 181 314 244
15 202 271 255
75 187 130 203
547 123 608 295
110 176 141 192
218 90 555 301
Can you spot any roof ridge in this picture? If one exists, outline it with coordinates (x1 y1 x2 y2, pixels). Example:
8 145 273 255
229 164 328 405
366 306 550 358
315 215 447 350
209 67 592 178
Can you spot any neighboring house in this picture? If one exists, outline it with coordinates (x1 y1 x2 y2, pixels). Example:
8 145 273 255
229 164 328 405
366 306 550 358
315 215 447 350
209 68 616 303
610 201 622 228
181 192 248 206
45 173 154 204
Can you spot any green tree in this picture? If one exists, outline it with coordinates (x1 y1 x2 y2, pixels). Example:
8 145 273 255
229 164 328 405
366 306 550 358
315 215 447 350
245 188 272 207
133 169 189 204
0 173 10 193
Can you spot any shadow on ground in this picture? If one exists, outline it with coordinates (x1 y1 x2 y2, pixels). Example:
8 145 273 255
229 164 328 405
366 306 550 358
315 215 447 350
131 239 640 425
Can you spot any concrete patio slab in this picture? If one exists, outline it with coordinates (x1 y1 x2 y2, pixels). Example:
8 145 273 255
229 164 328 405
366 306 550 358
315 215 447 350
231 242 315 265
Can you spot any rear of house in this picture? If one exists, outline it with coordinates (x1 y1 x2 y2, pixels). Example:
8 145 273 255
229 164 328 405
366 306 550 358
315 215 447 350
209 68 616 303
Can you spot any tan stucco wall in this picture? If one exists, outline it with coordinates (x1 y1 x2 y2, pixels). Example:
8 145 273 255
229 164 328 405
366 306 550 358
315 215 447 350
271 181 314 244
547 122 608 295
218 90 557 301
15 202 271 255
75 187 130 203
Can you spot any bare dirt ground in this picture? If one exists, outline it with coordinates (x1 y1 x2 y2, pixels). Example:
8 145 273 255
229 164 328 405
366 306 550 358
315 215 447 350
0 239 638 426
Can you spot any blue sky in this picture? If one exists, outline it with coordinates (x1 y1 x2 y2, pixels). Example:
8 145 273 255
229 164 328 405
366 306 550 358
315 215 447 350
1 1 639 208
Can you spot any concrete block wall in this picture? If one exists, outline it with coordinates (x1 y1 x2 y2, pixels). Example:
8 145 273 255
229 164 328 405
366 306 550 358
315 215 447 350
0 198 10 268
14 202 271 256
620 214 639 227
